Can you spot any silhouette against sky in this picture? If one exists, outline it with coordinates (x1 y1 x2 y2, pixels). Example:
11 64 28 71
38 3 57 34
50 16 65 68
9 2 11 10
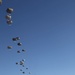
0 0 75 75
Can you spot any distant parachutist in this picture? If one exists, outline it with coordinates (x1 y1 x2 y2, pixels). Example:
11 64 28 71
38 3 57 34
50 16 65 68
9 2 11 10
7 46 12 49
22 59 25 62
16 62 18 65
17 50 20 53
22 72 25 74
16 37 20 40
20 69 22 71
26 68 28 69
12 38 17 41
20 61 24 65
22 49 25 52
17 42 22 46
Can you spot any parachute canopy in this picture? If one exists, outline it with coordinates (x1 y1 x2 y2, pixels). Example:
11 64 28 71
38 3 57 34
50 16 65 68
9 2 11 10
0 0 2 5
17 42 22 46
17 50 20 53
7 20 13 24
26 68 28 69
6 8 13 13
20 69 22 71
12 37 20 41
7 46 12 49
22 72 25 74
12 38 17 41
16 62 18 65
16 37 20 40
22 59 25 62
22 49 25 52
6 15 11 20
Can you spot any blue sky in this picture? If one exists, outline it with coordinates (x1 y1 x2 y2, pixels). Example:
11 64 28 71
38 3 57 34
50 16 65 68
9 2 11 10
0 0 75 75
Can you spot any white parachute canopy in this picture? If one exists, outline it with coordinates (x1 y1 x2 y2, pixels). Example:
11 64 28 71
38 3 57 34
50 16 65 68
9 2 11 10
16 37 20 40
6 15 11 20
6 8 13 14
17 42 22 46
7 46 12 49
0 0 2 5
7 20 13 24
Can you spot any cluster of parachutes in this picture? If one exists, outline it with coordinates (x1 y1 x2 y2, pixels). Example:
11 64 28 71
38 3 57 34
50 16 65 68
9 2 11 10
0 0 31 74
7 37 31 74
5 8 13 25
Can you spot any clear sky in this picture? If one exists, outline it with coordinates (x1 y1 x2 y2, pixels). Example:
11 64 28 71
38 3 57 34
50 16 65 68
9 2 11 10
0 0 75 75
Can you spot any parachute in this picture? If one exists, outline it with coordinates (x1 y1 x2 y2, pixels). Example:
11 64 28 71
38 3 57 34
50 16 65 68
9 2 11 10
20 61 24 65
5 8 13 25
16 37 20 40
7 46 12 49
22 59 25 62
1 1 32 75
22 72 25 74
7 20 13 24
6 8 13 14
12 37 20 41
0 0 2 5
26 68 28 69
16 62 18 65
20 69 22 71
12 38 17 41
22 49 25 52
17 42 22 46
5 15 11 20
17 50 20 53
